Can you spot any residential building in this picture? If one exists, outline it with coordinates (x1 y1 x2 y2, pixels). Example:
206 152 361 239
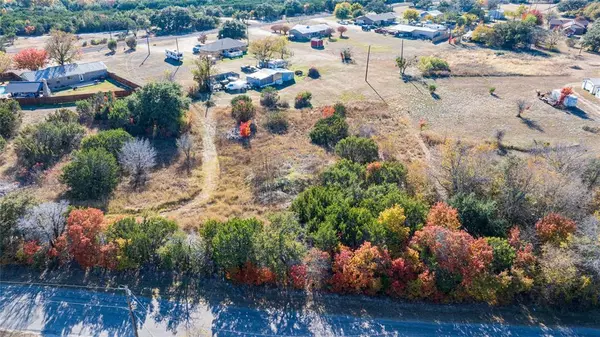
20 62 108 91
289 24 331 40
420 10 443 19
199 38 247 57
549 18 571 30
562 21 586 35
355 12 397 26
488 9 505 20
388 24 449 41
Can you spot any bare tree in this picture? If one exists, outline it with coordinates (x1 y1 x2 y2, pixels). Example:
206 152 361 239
177 132 195 174
582 157 600 190
18 200 69 247
192 55 218 93
395 55 416 77
119 138 157 188
516 99 530 118
45 30 81 66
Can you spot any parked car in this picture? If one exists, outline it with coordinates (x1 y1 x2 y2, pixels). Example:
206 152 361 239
225 80 249 92
337 20 349 25
193 44 202 53
374 28 387 34
362 25 375 31
241 65 258 73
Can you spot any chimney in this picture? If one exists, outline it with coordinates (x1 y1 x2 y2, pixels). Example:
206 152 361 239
42 79 51 97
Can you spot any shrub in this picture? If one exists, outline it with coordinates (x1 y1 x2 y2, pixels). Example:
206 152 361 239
15 115 85 168
333 102 347 117
259 87 279 110
118 138 157 188
61 149 119 200
125 36 137 50
335 136 379 164
231 95 255 123
428 84 437 93
331 243 391 295
107 39 117 52
203 218 263 271
106 216 178 268
0 100 22 139
308 67 320 79
81 129 133 158
265 112 289 134
294 91 312 109
449 193 508 237
46 108 79 124
309 115 349 149
418 56 450 76
75 100 94 125
489 87 496 95
535 213 576 245
486 237 516 273
425 202 461 230
66 208 105 268
107 99 130 129
365 161 407 187
0 136 6 153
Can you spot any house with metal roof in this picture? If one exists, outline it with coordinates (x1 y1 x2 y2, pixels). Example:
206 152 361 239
20 61 108 90
199 38 247 57
355 12 397 26
388 23 448 40
289 24 331 40
420 10 443 19
5 81 49 98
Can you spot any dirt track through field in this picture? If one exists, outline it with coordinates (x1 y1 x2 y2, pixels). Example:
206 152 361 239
162 103 220 219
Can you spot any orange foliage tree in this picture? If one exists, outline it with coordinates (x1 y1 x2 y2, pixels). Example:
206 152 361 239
535 213 576 245
66 208 105 269
13 48 48 70
239 120 251 138
330 242 391 295
425 202 461 230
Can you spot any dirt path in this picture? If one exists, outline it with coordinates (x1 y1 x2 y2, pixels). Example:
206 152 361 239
162 103 220 219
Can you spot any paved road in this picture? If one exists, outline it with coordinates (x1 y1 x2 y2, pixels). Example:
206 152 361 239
1 282 600 337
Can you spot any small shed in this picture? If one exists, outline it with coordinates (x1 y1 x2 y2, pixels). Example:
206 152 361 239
311 38 324 49
582 78 600 95
246 68 294 88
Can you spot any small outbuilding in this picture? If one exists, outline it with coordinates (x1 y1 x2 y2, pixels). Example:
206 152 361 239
5 81 48 98
311 38 324 49
582 78 600 95
199 38 247 57
420 10 443 19
246 68 294 88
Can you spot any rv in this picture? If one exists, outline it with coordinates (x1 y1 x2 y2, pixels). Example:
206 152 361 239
165 49 183 62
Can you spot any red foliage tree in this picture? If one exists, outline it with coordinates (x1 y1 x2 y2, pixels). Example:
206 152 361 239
13 48 48 71
507 226 536 270
425 202 461 230
410 226 493 287
535 213 576 245
24 25 36 35
66 208 105 269
228 261 276 285
239 121 251 138
330 242 391 295
22 241 42 264
322 106 335 118
289 264 307 289
522 9 543 25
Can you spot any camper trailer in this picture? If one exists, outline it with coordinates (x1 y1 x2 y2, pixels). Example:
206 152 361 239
165 49 183 62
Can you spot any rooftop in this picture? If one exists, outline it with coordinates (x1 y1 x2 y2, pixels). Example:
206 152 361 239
360 12 397 21
247 68 293 81
291 24 331 35
421 10 443 17
585 78 600 86
5 81 43 94
21 62 107 82
200 38 247 53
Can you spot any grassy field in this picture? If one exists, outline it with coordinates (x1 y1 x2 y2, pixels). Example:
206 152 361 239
3 14 600 223
52 79 126 96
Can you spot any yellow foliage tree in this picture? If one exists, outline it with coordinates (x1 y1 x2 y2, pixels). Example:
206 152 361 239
378 205 410 257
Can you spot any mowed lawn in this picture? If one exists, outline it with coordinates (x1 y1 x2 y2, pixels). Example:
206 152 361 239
52 80 126 96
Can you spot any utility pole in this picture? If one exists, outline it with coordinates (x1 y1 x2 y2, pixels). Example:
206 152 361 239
124 287 140 337
176 37 180 53
365 44 371 82
146 35 150 55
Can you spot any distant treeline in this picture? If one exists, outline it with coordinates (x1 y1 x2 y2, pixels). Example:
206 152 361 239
0 0 401 36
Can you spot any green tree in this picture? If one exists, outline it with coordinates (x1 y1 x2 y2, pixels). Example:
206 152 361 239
80 129 133 158
125 36 137 50
486 237 516 273
107 99 130 129
231 95 255 123
334 136 379 164
583 23 600 52
309 115 349 149
107 39 117 52
218 20 247 39
253 212 307 280
60 149 119 200
209 218 263 270
403 9 420 21
0 191 35 257
107 216 178 268
334 2 352 20
0 99 22 139
449 193 508 237
129 82 190 136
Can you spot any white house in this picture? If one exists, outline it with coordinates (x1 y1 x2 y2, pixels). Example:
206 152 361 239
420 10 443 19
289 24 331 40
246 68 294 88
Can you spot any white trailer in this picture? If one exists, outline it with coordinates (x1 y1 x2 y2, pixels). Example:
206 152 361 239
165 49 183 62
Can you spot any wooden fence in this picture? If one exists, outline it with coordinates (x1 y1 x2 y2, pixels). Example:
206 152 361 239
108 72 141 90
16 90 133 106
